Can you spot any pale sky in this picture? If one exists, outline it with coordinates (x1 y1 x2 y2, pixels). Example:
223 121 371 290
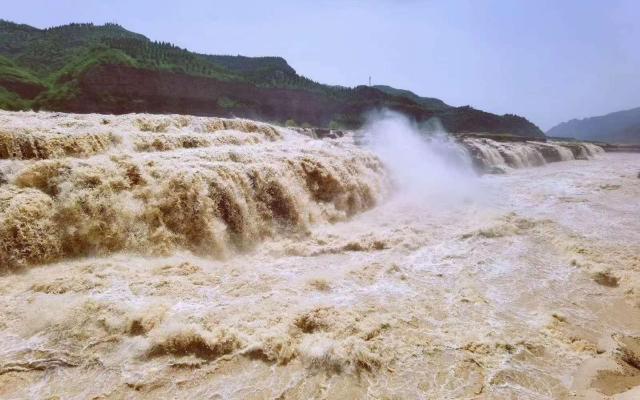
4 0 639 130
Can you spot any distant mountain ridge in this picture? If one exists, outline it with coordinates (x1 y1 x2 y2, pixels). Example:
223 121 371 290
0 20 544 137
547 107 640 144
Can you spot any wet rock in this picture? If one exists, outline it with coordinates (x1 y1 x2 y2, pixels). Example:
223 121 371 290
487 166 507 174
313 128 344 139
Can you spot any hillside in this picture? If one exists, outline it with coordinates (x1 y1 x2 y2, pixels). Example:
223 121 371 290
0 20 544 137
373 85 450 111
547 107 640 144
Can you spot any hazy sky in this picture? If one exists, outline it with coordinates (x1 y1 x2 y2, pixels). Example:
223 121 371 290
4 0 639 130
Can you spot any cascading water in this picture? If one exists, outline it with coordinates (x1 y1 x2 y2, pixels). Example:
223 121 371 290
0 110 635 400
0 111 389 271
462 137 604 172
362 111 479 205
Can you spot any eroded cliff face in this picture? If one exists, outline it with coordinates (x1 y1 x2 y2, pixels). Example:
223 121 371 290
69 65 345 126
34 64 544 137
0 79 46 99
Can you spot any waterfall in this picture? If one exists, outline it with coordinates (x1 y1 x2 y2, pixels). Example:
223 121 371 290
462 138 604 172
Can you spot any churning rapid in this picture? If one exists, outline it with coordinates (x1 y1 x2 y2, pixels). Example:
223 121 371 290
464 137 604 172
1 111 639 399
0 111 388 271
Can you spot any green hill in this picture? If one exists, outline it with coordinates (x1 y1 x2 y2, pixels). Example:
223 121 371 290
0 20 544 137
373 85 450 111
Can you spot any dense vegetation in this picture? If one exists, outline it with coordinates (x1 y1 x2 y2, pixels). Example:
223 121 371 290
547 107 640 144
0 20 544 137
373 85 449 111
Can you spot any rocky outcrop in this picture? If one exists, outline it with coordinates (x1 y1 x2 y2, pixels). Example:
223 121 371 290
600 143 640 153
0 79 46 99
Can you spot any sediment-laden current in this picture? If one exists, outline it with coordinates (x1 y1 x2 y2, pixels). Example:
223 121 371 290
0 111 639 399
0 111 388 271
